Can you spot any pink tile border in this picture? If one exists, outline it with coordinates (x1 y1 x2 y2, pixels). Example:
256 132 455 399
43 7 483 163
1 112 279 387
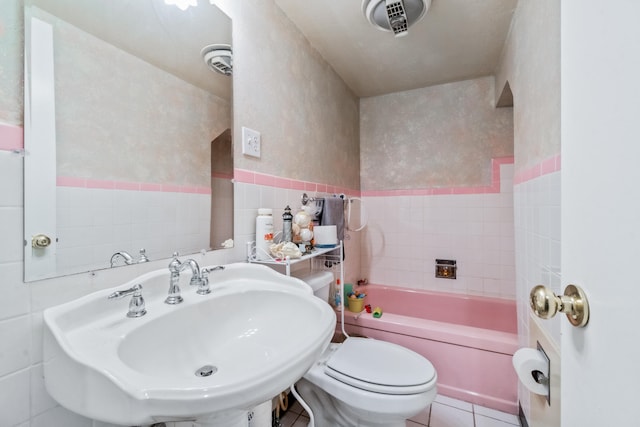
0 123 24 151
234 169 361 197
233 158 517 198
513 154 561 185
56 153 555 198
57 176 211 194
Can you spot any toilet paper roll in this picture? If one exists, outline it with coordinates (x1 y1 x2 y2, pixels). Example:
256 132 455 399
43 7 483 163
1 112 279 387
512 348 549 395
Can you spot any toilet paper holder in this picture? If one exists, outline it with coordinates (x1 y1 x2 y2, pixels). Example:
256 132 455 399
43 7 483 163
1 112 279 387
513 342 551 404
533 342 551 405
529 284 590 327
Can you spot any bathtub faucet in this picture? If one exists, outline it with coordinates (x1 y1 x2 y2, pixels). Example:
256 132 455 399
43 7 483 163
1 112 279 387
165 253 204 304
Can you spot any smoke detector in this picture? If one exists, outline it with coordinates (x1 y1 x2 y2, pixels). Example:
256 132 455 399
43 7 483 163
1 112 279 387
201 44 233 76
362 0 431 37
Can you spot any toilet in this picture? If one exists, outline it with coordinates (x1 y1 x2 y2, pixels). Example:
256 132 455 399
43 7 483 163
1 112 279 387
295 272 438 427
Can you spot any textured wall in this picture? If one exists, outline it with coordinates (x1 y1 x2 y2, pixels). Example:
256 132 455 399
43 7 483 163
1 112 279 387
218 1 360 190
360 76 513 191
41 8 230 187
495 0 560 173
0 0 23 126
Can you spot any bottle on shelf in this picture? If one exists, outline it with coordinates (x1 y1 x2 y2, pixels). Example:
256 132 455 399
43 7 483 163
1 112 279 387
334 278 342 311
255 208 274 261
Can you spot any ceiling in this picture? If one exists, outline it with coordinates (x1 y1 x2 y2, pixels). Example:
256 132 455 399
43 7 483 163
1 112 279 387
28 0 232 101
274 0 517 98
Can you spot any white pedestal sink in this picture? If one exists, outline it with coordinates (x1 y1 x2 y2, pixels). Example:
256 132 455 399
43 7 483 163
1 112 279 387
42 263 336 426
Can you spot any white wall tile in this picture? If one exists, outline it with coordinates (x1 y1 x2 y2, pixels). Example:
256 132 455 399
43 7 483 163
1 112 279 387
0 262 29 320
0 369 30 426
0 208 23 263
30 405 92 427
0 152 23 207
0 315 31 376
514 171 561 412
30 363 58 418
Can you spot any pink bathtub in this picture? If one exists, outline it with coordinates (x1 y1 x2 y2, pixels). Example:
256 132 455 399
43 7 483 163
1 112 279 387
338 284 518 414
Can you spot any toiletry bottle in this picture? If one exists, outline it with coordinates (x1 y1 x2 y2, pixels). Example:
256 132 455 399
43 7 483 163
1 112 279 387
334 279 342 311
255 208 274 260
283 205 293 243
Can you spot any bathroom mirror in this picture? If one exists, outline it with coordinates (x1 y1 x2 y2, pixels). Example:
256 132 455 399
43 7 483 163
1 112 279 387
24 0 233 282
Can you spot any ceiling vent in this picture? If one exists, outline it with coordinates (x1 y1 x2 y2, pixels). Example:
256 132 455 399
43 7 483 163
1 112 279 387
201 44 233 76
362 0 431 37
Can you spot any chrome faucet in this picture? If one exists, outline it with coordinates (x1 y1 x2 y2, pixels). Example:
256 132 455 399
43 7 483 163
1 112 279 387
197 266 225 295
110 249 149 267
107 284 146 318
110 251 134 267
166 253 204 304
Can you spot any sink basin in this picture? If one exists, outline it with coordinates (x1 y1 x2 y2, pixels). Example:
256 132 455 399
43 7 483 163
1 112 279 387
43 263 336 426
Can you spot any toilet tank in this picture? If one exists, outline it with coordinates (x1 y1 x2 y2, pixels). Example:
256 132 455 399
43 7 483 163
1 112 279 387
295 271 334 304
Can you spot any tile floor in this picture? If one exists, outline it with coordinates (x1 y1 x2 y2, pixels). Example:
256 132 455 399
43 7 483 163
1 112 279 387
277 394 521 427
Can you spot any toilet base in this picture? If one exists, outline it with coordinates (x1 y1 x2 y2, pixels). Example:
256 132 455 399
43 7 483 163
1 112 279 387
296 378 416 427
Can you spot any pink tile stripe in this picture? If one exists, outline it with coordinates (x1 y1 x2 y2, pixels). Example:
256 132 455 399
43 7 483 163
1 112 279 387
56 176 211 194
361 156 515 197
0 123 24 151
234 169 361 197
513 154 561 185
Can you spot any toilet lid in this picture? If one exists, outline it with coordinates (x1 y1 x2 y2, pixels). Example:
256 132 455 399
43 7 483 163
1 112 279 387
325 338 436 395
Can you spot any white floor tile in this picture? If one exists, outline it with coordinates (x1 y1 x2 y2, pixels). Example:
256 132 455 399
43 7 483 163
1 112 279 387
475 414 520 427
474 405 520 425
407 421 425 427
408 404 430 425
434 394 474 412
429 402 475 427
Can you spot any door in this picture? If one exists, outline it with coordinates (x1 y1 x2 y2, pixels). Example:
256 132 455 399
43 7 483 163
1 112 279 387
561 1 640 425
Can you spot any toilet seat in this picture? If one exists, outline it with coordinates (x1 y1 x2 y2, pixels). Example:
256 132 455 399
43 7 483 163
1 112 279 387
325 338 436 395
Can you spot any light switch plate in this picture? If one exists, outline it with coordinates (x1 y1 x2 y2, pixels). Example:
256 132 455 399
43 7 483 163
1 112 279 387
242 126 261 158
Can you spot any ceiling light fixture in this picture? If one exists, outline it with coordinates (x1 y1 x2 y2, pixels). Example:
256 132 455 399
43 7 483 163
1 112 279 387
362 0 431 37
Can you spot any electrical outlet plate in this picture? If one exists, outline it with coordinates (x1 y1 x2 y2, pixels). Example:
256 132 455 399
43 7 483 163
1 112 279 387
242 126 261 158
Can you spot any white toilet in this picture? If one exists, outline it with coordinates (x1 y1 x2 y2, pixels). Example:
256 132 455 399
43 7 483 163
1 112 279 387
295 272 438 427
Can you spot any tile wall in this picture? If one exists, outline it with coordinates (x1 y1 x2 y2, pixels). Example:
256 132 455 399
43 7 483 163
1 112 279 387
360 163 515 299
55 185 211 277
513 167 561 424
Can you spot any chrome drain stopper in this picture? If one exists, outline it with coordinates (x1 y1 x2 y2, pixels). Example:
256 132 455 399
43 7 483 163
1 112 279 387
195 365 218 377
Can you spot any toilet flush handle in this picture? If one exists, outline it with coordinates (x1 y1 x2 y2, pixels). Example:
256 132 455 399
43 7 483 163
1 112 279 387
529 284 590 327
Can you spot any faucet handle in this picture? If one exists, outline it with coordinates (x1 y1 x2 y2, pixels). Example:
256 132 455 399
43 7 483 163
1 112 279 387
168 253 182 272
196 266 224 295
137 248 149 263
108 284 146 318
197 269 211 295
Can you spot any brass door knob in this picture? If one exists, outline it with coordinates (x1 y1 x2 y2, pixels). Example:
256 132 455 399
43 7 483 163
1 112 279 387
31 234 52 248
530 284 589 327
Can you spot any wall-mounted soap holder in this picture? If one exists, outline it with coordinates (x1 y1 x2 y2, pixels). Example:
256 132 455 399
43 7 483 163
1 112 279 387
435 259 456 279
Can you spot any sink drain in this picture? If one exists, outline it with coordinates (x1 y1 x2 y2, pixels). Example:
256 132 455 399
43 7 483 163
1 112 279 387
195 365 218 377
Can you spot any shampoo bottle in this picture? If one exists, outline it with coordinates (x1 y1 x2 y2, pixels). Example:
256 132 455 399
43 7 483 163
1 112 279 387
255 208 274 260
